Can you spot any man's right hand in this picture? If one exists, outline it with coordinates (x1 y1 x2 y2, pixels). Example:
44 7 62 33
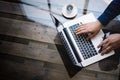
75 20 103 39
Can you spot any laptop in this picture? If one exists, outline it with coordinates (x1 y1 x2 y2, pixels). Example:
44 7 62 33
50 13 115 67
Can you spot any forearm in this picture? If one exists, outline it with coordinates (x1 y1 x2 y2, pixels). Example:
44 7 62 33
98 0 120 26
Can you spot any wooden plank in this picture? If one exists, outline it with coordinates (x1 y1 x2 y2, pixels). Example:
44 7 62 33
0 53 45 70
0 53 70 80
0 54 45 80
97 73 119 80
43 69 69 80
20 0 48 10
72 69 119 80
0 0 48 14
71 74 97 80
0 40 63 64
0 49 118 80
0 11 37 22
0 17 61 44
0 34 29 45
85 63 119 76
0 0 55 27
44 62 67 73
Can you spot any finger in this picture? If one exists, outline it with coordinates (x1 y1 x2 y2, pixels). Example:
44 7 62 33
75 25 84 30
97 39 108 48
75 27 85 33
101 46 112 55
76 24 85 30
102 42 110 49
75 26 85 32
76 29 89 35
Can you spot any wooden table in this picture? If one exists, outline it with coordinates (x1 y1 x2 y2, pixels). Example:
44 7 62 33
0 0 119 80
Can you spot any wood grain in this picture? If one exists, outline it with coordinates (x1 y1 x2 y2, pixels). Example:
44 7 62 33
0 17 61 44
0 40 63 64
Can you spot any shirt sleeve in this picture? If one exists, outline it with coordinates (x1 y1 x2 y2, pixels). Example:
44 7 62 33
98 0 120 26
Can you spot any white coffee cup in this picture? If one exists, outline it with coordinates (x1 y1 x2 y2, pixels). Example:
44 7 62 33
66 4 74 14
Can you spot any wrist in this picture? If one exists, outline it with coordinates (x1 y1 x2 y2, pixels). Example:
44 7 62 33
96 20 103 29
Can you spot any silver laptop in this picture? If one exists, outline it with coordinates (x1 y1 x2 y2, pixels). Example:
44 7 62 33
50 13 115 67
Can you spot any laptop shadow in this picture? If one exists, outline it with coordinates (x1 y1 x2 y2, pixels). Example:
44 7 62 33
54 35 82 78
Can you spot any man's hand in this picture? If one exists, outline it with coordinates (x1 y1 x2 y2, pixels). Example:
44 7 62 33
98 34 120 55
76 20 103 39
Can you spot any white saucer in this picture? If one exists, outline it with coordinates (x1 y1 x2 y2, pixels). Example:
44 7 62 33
62 4 78 19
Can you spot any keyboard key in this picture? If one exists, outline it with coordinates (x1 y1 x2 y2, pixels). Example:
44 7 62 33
69 23 97 60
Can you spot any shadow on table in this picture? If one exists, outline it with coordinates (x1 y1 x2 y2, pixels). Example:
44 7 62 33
54 35 82 78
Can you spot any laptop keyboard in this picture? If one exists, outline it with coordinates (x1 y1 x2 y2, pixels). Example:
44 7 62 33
69 23 97 60
59 32 77 64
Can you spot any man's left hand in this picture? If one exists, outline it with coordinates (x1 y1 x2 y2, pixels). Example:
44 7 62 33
98 34 120 55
